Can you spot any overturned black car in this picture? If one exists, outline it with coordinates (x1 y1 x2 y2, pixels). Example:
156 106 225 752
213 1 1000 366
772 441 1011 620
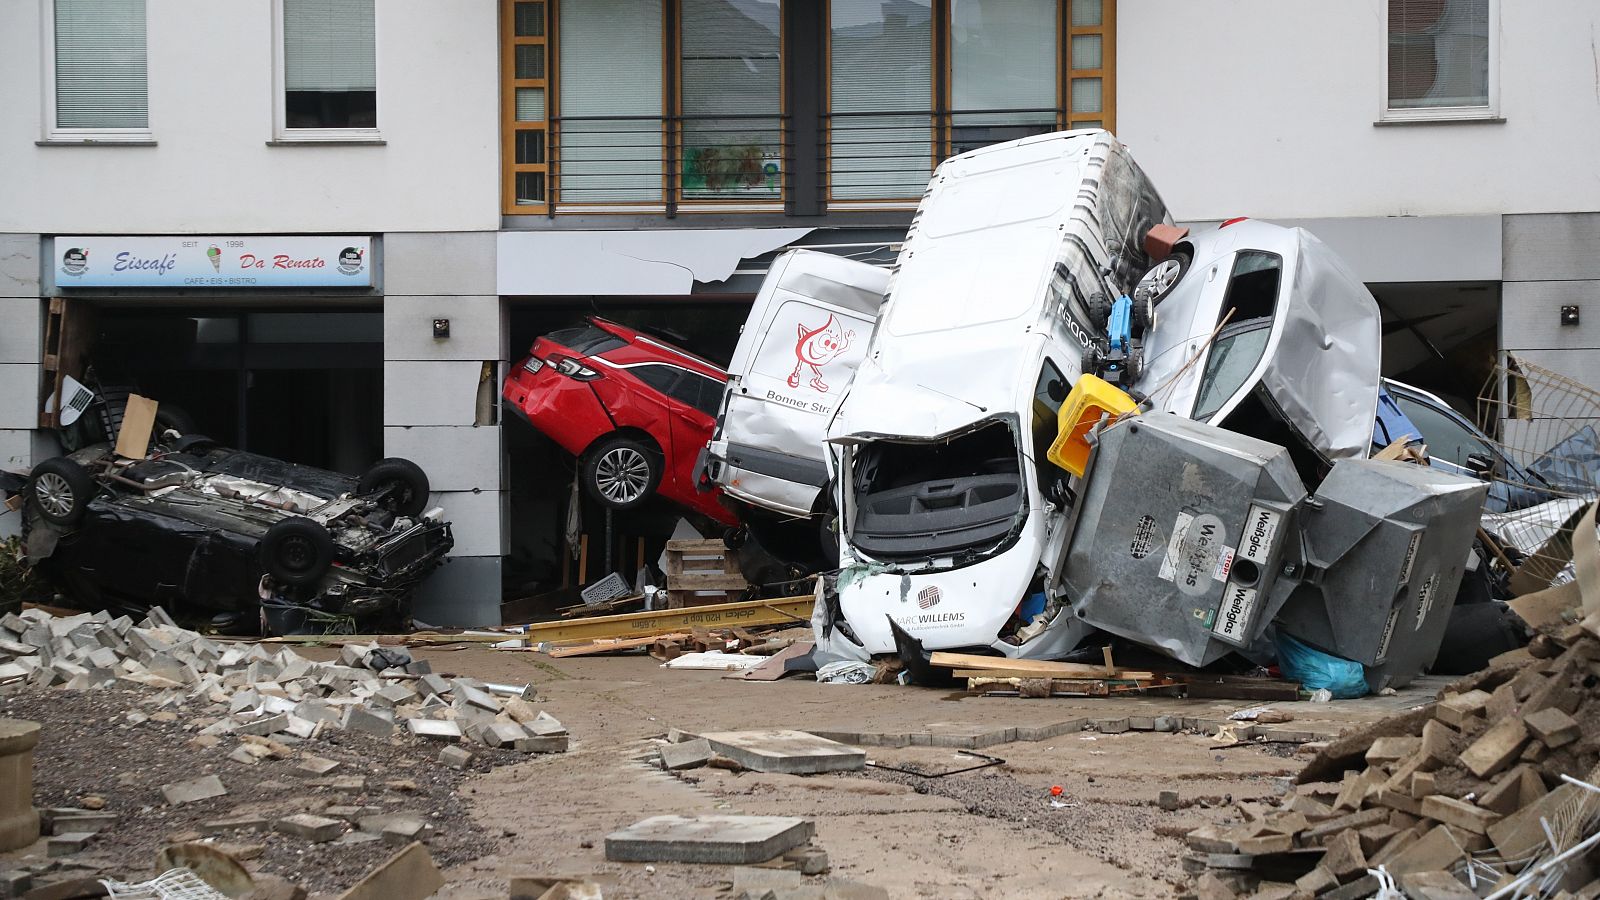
19 436 452 635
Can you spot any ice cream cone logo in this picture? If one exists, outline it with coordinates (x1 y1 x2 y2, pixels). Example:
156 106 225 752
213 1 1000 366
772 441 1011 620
206 245 222 273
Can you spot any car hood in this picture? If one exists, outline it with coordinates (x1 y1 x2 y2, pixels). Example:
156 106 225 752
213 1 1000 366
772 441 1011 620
830 324 1038 441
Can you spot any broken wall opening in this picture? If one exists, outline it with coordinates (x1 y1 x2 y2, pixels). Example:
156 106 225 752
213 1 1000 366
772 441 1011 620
1371 280 1501 420
502 297 752 607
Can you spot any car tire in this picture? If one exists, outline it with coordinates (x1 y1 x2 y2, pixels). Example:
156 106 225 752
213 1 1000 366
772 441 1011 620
259 517 336 587
25 458 95 527
1086 293 1113 330
357 457 431 519
582 435 661 511
152 406 198 446
1080 344 1101 378
1135 252 1190 308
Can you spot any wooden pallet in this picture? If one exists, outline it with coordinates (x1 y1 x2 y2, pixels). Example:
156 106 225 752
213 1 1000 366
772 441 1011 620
38 297 93 429
664 538 748 608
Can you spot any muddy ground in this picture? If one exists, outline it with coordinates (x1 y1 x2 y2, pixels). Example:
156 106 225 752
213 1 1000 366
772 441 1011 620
2 639 1442 899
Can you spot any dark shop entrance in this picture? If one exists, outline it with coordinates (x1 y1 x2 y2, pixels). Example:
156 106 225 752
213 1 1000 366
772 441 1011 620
84 306 383 475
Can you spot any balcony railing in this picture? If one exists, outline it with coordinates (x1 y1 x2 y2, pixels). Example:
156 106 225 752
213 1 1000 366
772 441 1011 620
534 108 1069 216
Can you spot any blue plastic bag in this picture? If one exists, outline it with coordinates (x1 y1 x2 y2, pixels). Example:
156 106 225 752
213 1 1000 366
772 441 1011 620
1274 631 1368 699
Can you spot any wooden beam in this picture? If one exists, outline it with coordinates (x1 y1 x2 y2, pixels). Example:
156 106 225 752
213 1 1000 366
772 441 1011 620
519 595 814 645
930 651 1134 679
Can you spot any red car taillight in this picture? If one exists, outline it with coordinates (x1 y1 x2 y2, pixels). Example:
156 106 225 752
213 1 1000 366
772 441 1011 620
549 355 601 381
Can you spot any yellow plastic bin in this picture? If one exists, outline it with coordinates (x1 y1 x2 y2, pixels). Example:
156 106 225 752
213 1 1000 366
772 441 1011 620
1046 374 1138 477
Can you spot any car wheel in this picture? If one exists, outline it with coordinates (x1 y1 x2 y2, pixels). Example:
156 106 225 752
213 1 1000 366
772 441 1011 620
259 517 336 587
582 436 661 511
1134 253 1190 308
26 458 95 527
1081 343 1101 378
1085 293 1113 330
357 457 431 519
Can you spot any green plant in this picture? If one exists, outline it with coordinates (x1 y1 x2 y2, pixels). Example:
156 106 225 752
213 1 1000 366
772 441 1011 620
0 535 52 615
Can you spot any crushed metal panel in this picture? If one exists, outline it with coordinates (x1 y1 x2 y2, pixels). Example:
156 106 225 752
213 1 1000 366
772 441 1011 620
1272 458 1488 691
1057 413 1308 667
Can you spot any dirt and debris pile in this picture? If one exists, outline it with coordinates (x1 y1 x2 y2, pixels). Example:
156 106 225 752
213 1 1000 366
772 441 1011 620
1184 621 1600 897
0 606 567 754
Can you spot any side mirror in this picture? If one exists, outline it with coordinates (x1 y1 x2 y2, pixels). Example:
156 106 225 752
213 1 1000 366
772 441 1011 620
1465 452 1497 480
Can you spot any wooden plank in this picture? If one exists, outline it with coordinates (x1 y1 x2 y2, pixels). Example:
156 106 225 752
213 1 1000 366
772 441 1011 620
1181 678 1302 701
668 573 749 591
665 539 727 553
930 651 1123 679
546 633 688 658
952 667 1155 681
516 595 814 644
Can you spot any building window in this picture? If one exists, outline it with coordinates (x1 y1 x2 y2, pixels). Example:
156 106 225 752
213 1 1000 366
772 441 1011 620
556 0 664 205
275 0 379 139
826 0 1115 203
505 0 550 208
1385 0 1497 120
500 1 1116 214
679 0 782 200
45 0 150 141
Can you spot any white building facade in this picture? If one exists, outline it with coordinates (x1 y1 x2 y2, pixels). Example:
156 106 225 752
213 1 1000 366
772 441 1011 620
1 0 506 624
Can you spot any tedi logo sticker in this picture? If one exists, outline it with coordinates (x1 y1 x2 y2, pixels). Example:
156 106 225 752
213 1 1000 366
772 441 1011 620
61 247 88 276
788 314 854 392
337 246 365 276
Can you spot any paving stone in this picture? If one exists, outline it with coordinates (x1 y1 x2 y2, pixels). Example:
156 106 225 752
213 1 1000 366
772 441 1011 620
39 810 115 835
698 730 865 774
1157 790 1180 811
482 722 528 749
1387 825 1464 876
1421 795 1499 835
438 746 473 770
407 719 462 741
45 833 95 858
333 841 443 900
236 715 290 737
453 682 502 713
605 815 814 864
416 674 451 697
1524 707 1580 748
162 775 228 805
345 707 396 738
380 819 427 846
274 814 344 842
511 734 568 753
1321 829 1367 881
660 738 714 771
0 870 32 897
295 756 341 776
1460 718 1529 779
1399 870 1479 900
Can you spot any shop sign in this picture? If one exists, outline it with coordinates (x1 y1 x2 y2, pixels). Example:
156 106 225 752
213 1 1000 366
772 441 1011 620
55 236 373 288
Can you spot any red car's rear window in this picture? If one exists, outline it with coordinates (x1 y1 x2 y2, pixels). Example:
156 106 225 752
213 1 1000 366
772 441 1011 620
543 324 626 357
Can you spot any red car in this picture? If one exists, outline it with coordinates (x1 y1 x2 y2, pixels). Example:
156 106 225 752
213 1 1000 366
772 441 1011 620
503 318 738 525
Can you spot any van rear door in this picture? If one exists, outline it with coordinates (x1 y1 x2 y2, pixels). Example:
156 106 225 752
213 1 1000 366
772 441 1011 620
709 249 889 517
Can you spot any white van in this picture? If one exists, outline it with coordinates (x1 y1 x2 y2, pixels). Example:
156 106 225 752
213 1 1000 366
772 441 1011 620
815 129 1173 663
703 250 889 524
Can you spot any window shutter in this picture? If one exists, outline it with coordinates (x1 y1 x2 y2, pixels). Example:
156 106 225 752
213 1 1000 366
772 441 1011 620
54 0 148 129
558 0 664 203
829 0 933 200
1388 0 1489 109
951 0 1057 125
284 0 376 92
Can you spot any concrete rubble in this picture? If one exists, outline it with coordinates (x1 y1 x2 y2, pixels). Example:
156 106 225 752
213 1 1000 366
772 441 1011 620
0 606 567 757
1181 621 1600 897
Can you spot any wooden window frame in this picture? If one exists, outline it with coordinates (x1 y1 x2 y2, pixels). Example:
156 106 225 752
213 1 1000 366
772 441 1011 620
821 0 1117 210
501 0 552 213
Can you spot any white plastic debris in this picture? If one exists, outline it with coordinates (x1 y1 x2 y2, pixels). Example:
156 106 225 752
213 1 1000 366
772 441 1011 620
815 660 876 684
102 869 229 900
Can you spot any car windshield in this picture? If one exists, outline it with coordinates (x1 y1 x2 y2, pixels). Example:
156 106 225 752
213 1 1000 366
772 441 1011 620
1194 318 1272 420
1390 393 1496 471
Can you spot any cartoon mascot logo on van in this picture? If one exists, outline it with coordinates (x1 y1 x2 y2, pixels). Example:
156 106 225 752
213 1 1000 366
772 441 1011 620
789 315 854 393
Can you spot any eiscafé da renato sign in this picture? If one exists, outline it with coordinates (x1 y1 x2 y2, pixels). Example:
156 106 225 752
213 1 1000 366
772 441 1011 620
55 236 373 288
